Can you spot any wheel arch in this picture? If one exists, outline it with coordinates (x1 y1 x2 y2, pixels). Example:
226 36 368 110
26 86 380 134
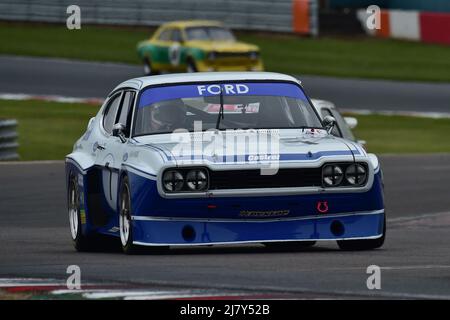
117 169 130 212
185 47 205 62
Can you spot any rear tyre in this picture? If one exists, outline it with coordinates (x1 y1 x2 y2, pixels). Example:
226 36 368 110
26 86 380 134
68 175 95 252
337 215 386 251
264 241 316 252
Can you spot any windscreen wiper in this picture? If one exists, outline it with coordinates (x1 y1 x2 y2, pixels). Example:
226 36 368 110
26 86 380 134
215 86 225 129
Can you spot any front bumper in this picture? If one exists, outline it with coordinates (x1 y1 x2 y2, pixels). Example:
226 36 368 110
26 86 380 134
132 210 385 246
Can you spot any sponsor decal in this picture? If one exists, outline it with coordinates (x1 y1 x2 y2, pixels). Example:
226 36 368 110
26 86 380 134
316 201 329 214
247 154 280 162
138 82 307 107
108 227 120 233
79 209 86 224
197 84 249 95
169 43 181 66
239 210 290 218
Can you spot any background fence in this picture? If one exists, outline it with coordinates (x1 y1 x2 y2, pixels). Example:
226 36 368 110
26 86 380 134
0 0 299 32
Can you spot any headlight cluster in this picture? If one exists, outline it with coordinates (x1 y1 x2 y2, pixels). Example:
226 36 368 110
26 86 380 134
162 168 209 192
322 163 367 187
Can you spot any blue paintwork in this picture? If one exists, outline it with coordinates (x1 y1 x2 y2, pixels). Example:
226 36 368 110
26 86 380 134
128 171 384 220
132 212 385 245
66 158 385 244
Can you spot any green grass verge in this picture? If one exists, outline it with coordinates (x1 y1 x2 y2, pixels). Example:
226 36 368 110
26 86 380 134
352 114 450 154
2 22 450 82
0 99 97 160
0 99 449 160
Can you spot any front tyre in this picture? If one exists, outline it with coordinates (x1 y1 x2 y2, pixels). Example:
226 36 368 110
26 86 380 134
119 176 139 254
143 57 159 76
186 58 198 73
337 215 386 251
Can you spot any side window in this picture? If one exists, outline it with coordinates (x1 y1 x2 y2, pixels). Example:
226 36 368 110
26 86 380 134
117 91 136 134
171 29 182 43
158 28 172 41
103 93 121 134
320 108 342 137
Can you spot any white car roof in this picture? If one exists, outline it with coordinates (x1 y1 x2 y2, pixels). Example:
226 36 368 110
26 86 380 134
112 72 302 93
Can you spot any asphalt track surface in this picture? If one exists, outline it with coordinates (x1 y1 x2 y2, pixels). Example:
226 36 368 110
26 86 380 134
1 155 450 299
1 55 450 113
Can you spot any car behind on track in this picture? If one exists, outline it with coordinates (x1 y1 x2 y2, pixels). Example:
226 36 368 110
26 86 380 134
137 20 263 75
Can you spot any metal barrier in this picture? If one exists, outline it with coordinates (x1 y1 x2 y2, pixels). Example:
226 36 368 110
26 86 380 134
0 0 295 32
0 119 19 161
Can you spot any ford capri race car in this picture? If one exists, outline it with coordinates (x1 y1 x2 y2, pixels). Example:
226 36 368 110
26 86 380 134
137 20 263 75
66 72 385 254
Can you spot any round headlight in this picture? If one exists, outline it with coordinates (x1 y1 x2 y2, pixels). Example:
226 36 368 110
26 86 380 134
345 164 367 185
162 170 184 192
323 165 344 187
186 169 208 191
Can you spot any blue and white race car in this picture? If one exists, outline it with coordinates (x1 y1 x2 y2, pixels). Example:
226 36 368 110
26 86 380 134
66 72 385 254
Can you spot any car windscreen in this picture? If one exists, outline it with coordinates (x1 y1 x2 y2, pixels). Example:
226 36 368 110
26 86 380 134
134 82 323 136
185 26 235 41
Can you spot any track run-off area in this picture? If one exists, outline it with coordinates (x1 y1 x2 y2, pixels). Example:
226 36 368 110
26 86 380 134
1 55 450 115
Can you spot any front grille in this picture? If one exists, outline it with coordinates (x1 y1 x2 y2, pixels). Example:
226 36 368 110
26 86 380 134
208 168 322 190
215 52 252 59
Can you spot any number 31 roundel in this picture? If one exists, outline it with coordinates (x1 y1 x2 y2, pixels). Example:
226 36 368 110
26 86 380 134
169 43 181 66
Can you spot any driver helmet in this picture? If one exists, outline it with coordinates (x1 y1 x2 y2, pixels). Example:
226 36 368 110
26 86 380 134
149 99 186 132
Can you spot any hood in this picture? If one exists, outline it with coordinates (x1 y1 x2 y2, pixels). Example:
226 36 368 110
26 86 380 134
187 40 259 52
133 129 358 168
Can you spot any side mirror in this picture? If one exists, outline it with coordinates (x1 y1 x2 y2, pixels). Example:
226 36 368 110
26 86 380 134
322 115 336 134
112 123 127 143
344 117 358 129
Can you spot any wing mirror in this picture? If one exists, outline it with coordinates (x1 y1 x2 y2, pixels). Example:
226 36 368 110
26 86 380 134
344 116 358 129
322 115 336 134
112 123 127 143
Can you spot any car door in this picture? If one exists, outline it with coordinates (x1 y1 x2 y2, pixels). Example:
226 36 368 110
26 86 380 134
107 90 136 208
152 27 174 71
95 90 134 210
168 28 185 71
94 91 123 214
